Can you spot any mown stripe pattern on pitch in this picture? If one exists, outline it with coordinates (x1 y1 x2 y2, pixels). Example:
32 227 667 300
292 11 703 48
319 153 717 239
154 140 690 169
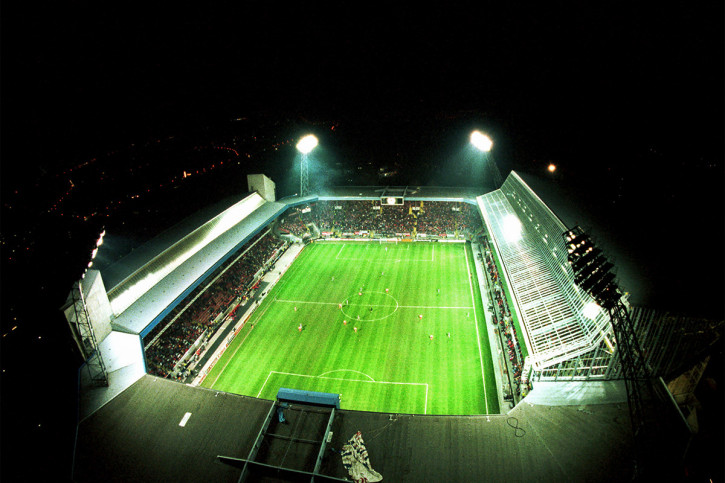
202 242 499 415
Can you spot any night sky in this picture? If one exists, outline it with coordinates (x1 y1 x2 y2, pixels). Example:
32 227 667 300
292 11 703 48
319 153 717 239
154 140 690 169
1 3 723 481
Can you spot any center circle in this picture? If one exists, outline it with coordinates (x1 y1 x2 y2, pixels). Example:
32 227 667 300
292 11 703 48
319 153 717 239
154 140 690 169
340 291 399 322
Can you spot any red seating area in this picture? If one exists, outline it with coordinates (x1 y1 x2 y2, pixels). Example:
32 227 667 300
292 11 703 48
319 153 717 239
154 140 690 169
278 211 309 237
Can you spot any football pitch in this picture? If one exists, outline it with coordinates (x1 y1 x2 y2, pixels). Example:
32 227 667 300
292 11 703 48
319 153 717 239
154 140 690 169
202 242 499 415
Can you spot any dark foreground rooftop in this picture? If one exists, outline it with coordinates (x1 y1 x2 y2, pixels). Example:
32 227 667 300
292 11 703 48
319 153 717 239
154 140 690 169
74 375 634 482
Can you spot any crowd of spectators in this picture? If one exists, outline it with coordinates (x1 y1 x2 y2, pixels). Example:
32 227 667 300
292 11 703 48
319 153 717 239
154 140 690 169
479 234 528 399
144 230 286 379
278 210 309 238
297 200 482 238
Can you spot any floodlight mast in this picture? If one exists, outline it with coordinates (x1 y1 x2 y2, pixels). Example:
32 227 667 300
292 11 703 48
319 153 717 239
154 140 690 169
296 135 318 196
563 226 684 480
470 131 504 189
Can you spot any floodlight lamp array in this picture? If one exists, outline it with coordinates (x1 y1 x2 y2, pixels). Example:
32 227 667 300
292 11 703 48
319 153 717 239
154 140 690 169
563 226 621 310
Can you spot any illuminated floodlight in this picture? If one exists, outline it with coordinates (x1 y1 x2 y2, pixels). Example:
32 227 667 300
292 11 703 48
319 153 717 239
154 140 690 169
470 131 493 152
296 134 318 154
548 163 557 173
502 214 522 242
582 301 601 319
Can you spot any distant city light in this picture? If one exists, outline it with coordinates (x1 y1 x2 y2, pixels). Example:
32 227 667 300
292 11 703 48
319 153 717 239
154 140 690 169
296 135 318 154
470 131 493 152
548 163 557 173
96 230 106 247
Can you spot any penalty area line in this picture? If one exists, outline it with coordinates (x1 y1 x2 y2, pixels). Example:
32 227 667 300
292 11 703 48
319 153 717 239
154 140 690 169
257 371 274 398
259 371 429 413
269 370 427 386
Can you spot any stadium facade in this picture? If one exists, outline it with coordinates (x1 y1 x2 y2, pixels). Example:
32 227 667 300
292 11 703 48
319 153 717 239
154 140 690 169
65 172 720 481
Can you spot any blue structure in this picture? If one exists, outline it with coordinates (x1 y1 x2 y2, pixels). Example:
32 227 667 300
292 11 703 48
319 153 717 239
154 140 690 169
277 387 341 409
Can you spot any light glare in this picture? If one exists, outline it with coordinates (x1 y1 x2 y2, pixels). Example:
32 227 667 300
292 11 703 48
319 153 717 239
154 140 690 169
296 135 318 154
502 214 522 242
470 131 493 152
583 302 601 319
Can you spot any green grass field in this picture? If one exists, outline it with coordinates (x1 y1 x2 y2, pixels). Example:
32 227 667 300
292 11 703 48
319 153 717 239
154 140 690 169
202 241 499 415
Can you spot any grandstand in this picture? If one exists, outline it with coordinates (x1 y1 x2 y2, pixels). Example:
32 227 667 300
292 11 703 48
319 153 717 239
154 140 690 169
66 173 721 481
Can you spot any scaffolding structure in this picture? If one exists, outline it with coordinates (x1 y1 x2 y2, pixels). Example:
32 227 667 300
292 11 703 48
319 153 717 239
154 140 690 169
66 281 108 387
564 225 693 479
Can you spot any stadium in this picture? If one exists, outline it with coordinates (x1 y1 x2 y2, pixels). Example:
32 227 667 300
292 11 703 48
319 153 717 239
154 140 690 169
65 143 722 482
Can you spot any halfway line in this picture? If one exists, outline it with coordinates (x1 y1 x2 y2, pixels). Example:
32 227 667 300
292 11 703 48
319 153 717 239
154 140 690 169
276 299 471 310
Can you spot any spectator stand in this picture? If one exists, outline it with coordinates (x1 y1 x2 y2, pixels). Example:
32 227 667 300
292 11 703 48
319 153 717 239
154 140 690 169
307 200 482 241
476 233 530 402
144 229 286 380
471 241 515 412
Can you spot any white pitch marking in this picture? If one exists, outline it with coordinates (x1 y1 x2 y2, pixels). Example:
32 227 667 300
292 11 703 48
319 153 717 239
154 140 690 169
317 369 376 381
179 412 192 427
257 371 274 398
465 243 489 414
335 244 346 260
398 305 473 310
255 371 428 411
269 370 426 386
275 299 471 310
208 297 275 387
335 256 434 262
276 299 339 306
424 384 429 415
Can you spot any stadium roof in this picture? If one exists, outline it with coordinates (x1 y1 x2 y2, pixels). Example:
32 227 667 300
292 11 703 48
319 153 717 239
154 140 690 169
479 171 612 370
110 193 288 335
96 192 256 290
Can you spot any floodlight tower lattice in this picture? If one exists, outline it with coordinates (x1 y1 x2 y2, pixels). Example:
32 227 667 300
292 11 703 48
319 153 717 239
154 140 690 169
68 281 109 387
296 135 318 197
563 225 680 480
470 131 504 190
300 156 309 197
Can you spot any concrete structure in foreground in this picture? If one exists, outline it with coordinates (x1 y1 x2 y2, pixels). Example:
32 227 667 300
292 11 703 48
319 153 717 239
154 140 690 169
66 171 720 481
